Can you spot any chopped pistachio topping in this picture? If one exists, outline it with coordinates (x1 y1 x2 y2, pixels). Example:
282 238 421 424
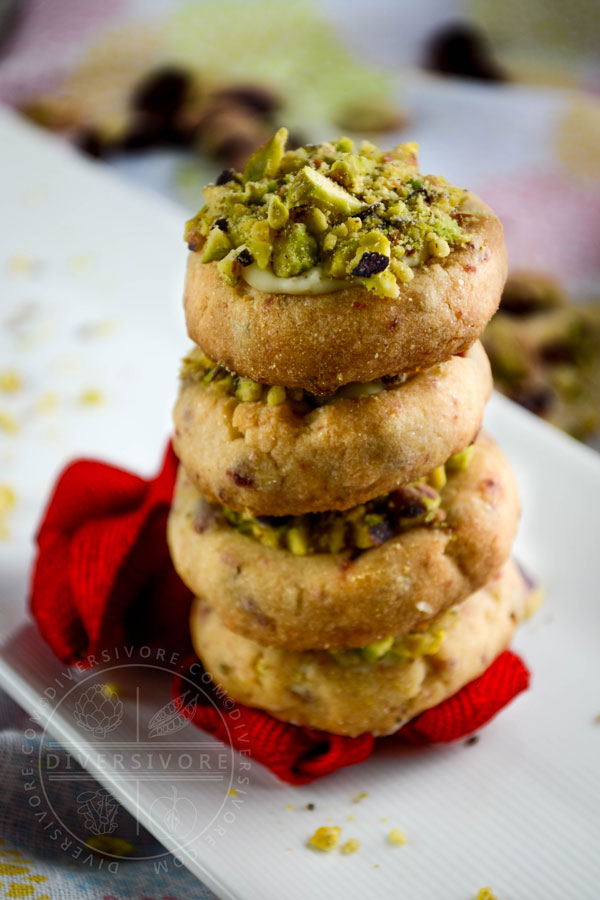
341 838 360 855
331 615 448 667
185 130 472 298
388 828 408 846
216 448 474 557
180 346 408 410
309 826 342 852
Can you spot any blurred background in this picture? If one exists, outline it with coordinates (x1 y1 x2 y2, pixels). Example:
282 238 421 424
1 0 599 444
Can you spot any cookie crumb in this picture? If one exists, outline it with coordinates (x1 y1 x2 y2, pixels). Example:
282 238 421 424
0 484 16 540
524 586 544 619
388 828 407 846
285 803 294 810
0 412 19 435
352 791 368 804
475 889 498 900
101 682 120 699
78 388 104 406
306 802 315 811
0 371 21 393
36 392 58 414
308 825 341 852
465 735 480 746
7 255 41 277
341 838 360 855
86 835 134 857
228 788 238 796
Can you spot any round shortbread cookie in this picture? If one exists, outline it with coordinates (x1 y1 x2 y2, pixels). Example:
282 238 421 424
173 342 492 516
167 432 520 650
190 560 529 737
183 193 506 394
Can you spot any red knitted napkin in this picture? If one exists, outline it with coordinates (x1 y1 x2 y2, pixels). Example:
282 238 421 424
30 444 530 785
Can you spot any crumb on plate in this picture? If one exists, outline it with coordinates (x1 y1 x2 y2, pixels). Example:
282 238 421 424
0 411 19 435
0 371 21 393
388 828 407 846
308 825 341 852
78 388 104 406
341 838 360 855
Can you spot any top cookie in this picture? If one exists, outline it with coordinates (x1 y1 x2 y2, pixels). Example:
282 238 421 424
184 129 506 393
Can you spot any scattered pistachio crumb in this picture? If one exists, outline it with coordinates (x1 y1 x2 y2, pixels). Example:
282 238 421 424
7 254 40 276
101 683 120 699
388 828 407 846
341 838 360 855
69 253 92 273
475 889 498 900
85 835 134 857
0 371 21 393
78 389 104 406
379 817 388 823
0 484 16 540
524 586 544 620
0 411 19 434
352 792 368 804
228 788 238 796
266 385 286 406
308 825 341 852
36 391 58 414
79 319 118 338
306 803 315 811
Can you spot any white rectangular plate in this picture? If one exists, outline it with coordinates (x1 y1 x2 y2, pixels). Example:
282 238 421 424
1 107 600 900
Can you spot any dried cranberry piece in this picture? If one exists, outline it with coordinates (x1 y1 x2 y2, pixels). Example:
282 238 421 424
236 248 254 267
132 67 190 118
424 24 506 82
213 85 280 116
352 252 389 278
367 520 394 545
216 168 237 185
509 384 554 416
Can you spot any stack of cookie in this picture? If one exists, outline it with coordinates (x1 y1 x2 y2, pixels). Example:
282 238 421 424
168 130 528 737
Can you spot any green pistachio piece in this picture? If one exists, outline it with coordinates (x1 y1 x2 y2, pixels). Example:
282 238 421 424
287 525 308 556
267 194 289 230
243 127 288 184
216 249 239 285
327 517 346 554
247 223 272 269
446 445 475 471
200 227 231 263
360 636 395 662
235 378 263 402
360 269 400 298
266 385 286 406
336 380 385 399
288 165 364 216
300 207 329 234
334 136 355 153
329 156 363 191
428 465 447 490
272 222 318 278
